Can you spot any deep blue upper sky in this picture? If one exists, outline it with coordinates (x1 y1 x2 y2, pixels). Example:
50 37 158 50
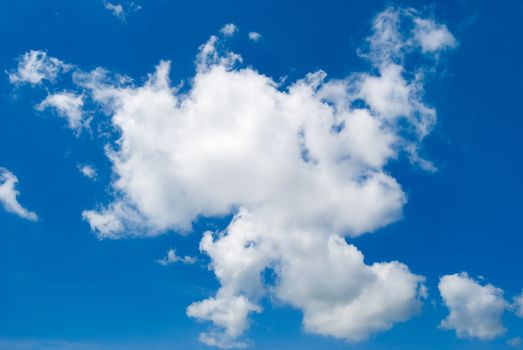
0 0 522 349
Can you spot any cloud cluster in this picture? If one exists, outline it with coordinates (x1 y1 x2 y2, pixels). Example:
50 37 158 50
70 8 454 347
5 50 90 133
0 168 38 221
8 6 462 348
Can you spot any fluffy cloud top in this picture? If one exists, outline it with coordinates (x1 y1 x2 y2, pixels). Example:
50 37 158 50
36 92 86 133
79 8 446 239
80 59 411 238
438 273 507 340
16 6 456 348
8 50 70 85
0 168 38 221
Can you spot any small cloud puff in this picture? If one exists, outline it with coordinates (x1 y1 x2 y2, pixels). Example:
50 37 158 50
104 2 124 19
248 32 261 42
220 23 238 37
78 164 97 180
13 6 459 348
157 248 197 265
412 17 457 53
438 272 507 340
0 168 38 221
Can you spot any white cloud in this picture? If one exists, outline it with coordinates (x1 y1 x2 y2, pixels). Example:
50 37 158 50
508 337 522 348
0 168 38 221
78 164 97 180
23 6 455 348
36 92 87 133
248 32 261 42
220 23 238 37
104 1 141 21
8 50 70 85
104 2 125 19
412 17 457 53
512 290 523 318
157 248 196 265
78 7 444 240
438 273 507 340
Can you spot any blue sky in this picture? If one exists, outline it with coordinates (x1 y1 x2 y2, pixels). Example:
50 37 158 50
1 0 523 349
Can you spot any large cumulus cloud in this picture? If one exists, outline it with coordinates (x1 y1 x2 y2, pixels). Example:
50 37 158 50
10 6 457 348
